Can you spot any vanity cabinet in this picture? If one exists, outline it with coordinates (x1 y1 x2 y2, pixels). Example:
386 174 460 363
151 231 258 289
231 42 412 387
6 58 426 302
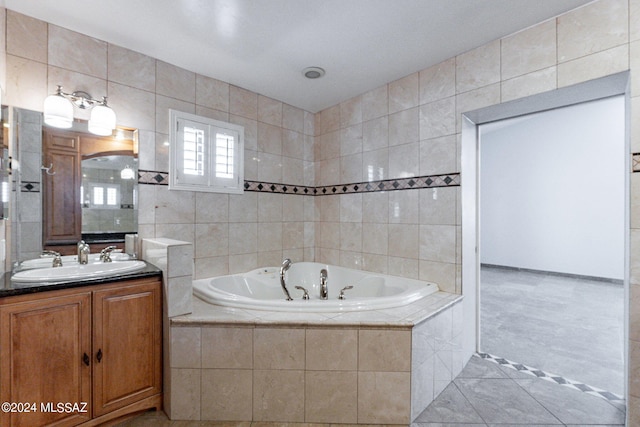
0 277 162 427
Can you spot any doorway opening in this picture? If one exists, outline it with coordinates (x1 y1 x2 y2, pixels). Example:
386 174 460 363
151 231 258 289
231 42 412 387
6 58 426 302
478 96 625 396
460 71 630 409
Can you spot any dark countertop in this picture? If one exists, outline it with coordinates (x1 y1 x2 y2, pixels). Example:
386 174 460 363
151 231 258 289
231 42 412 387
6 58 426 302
0 262 162 299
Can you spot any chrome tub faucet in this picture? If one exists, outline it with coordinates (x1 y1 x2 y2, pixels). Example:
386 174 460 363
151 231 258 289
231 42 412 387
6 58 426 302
320 268 328 300
280 258 294 301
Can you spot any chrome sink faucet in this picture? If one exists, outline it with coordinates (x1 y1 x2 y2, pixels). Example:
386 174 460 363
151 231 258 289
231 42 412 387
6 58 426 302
320 268 328 300
77 240 90 264
280 258 294 301
100 246 117 262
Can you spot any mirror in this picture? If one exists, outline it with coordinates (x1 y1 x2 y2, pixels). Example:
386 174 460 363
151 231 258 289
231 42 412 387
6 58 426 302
10 107 138 263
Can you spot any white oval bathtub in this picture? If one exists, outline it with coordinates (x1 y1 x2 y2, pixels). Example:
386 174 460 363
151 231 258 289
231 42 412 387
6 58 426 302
192 262 439 312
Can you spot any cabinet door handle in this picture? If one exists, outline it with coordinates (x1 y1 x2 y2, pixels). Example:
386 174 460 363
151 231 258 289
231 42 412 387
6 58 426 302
96 348 102 363
83 353 90 366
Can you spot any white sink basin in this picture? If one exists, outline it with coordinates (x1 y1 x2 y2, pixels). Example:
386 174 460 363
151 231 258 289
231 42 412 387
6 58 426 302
12 260 146 283
19 253 131 270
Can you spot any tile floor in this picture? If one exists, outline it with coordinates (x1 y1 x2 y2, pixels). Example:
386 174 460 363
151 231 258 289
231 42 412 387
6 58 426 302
412 354 626 426
479 265 625 395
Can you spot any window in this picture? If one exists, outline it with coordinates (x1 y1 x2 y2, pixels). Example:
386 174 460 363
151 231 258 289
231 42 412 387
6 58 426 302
85 183 120 208
169 110 244 193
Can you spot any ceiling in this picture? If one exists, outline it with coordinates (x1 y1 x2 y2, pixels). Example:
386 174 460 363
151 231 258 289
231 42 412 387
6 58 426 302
4 0 593 113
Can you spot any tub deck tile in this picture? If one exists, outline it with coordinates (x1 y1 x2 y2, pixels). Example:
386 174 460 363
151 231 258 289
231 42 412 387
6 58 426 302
171 292 463 328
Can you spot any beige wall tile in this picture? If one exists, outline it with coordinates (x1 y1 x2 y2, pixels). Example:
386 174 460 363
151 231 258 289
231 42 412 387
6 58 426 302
258 222 283 253
632 285 640 343
340 153 363 183
557 0 628 62
501 19 557 80
501 66 557 102
389 189 419 224
108 81 156 131
170 326 201 368
632 0 640 42
202 327 253 369
362 191 389 224
420 224 456 264
363 116 389 152
48 25 107 79
254 328 305 369
456 40 500 93
201 369 252 420
7 11 47 62
340 222 362 252
306 329 358 370
420 96 456 140
389 72 419 114
253 370 305 421
194 256 229 279
108 44 156 92
229 253 258 274
362 148 389 182
389 141 419 178
389 107 419 146
357 371 411 424
196 74 230 112
420 260 456 293
305 371 358 423
363 223 389 256
420 135 458 175
195 223 229 258
5 55 46 111
340 95 362 128
340 123 363 156
340 193 363 223
170 368 201 420
283 129 305 159
228 223 257 255
230 85 258 120
631 339 640 398
318 103 340 134
258 193 283 222
557 45 629 88
283 104 304 133
362 84 389 121
156 94 194 134
228 192 257 223
419 58 455 105
257 152 283 182
388 224 419 259
154 187 195 224
258 95 282 126
419 187 457 225
359 329 411 371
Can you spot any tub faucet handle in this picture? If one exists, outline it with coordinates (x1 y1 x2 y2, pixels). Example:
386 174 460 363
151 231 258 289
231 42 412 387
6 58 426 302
338 285 353 300
294 286 310 300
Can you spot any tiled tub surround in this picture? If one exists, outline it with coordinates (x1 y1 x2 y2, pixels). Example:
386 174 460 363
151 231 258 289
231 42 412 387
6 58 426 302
169 292 464 424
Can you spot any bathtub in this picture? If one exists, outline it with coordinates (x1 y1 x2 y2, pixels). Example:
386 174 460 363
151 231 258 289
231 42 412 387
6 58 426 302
192 262 439 312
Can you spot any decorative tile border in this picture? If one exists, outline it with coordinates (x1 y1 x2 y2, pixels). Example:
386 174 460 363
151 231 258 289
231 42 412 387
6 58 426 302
138 170 169 185
138 169 461 196
477 352 624 402
20 181 40 192
633 153 640 172
312 173 460 196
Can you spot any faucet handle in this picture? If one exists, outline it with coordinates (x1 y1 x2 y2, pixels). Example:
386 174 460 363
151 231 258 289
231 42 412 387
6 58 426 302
294 286 310 300
338 285 354 300
100 245 118 262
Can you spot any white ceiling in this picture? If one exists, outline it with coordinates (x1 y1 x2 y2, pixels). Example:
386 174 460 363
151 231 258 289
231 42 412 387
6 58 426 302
5 0 593 113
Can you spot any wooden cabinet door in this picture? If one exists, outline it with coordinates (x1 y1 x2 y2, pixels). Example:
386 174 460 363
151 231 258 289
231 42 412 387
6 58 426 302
0 292 92 427
91 279 162 417
43 130 81 247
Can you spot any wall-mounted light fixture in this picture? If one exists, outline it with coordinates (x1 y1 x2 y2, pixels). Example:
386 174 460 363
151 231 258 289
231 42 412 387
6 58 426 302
120 165 135 180
43 85 117 136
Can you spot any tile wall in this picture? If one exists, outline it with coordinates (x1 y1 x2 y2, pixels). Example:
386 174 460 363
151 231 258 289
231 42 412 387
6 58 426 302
4 0 640 423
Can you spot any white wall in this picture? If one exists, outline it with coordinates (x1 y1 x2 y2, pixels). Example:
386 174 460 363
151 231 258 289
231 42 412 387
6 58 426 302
480 96 625 280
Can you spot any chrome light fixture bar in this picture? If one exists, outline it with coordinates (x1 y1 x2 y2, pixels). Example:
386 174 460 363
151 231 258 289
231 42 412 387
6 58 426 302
43 85 117 136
